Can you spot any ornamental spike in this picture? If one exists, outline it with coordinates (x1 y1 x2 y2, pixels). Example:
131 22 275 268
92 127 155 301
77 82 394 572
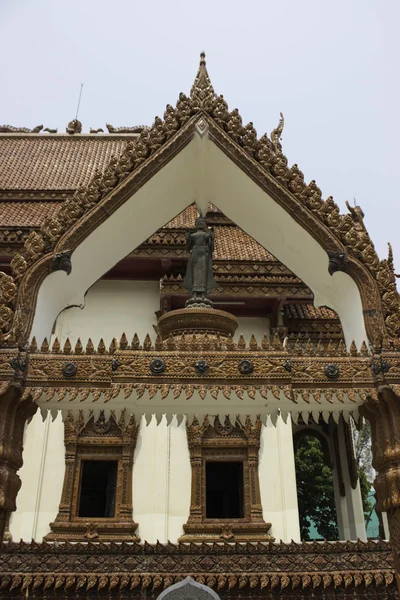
226 334 235 351
237 334 246 350
143 334 152 351
261 334 270 350
109 337 118 353
155 334 163 351
63 338 72 354
349 340 358 356
29 336 37 352
97 338 106 354
74 338 83 354
119 332 128 350
131 333 140 350
41 337 49 352
52 337 61 353
86 338 95 354
249 334 258 351
272 332 282 350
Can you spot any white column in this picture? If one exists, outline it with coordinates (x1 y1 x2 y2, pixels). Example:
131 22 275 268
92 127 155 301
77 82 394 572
329 434 351 541
167 417 191 541
9 410 65 541
133 416 169 542
337 421 366 540
259 415 300 542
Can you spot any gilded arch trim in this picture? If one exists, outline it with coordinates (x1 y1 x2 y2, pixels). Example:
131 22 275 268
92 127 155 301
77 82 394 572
1 54 399 347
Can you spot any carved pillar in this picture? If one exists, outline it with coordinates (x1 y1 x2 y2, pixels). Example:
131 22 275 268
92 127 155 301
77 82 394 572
0 382 37 544
186 417 206 524
360 385 400 584
245 418 264 523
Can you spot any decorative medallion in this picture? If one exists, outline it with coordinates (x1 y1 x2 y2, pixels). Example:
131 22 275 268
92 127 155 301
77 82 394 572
195 117 209 137
238 359 254 375
283 359 292 373
195 360 209 374
62 362 77 377
150 358 166 374
112 359 122 372
214 415 234 436
325 364 340 380
372 360 391 375
93 413 112 434
9 356 27 374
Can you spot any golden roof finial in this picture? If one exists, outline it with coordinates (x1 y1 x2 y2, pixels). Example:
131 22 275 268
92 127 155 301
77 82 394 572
190 51 215 109
271 112 284 151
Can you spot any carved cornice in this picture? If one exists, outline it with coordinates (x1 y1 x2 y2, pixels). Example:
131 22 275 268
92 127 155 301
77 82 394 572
0 539 395 593
0 54 399 346
1 338 400 421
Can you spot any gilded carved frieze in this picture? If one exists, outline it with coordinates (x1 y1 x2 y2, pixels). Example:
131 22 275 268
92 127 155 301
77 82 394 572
0 55 399 346
0 539 396 594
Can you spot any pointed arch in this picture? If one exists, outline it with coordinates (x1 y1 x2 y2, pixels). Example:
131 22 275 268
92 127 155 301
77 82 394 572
0 54 397 348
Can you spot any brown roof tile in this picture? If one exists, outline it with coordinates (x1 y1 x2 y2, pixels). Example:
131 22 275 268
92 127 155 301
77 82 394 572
214 226 275 262
286 303 338 320
0 137 127 190
0 201 59 226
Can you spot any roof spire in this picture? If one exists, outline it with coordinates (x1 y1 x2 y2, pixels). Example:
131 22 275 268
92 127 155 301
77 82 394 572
190 51 215 109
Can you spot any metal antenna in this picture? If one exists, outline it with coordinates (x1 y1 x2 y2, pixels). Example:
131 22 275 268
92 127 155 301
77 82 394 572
75 84 84 120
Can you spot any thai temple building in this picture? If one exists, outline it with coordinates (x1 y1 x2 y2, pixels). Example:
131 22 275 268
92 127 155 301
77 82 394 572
0 54 399 597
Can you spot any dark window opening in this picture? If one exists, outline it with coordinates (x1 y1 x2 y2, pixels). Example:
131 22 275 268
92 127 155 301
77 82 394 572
206 461 244 519
78 460 118 518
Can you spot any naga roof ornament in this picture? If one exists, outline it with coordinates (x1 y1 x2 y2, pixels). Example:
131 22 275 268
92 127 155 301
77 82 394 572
0 52 399 347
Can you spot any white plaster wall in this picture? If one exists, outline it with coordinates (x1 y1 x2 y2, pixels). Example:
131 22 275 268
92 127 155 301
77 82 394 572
259 416 301 542
133 416 191 543
31 135 368 347
11 409 303 543
53 280 160 347
234 317 270 344
9 411 65 541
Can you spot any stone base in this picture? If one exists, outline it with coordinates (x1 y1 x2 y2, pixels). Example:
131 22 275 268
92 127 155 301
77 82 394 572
44 519 140 543
179 520 274 543
157 307 238 340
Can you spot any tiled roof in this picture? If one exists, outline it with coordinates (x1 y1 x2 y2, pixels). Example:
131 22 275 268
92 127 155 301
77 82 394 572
0 202 59 226
214 226 275 262
286 304 338 320
163 206 276 262
0 136 127 190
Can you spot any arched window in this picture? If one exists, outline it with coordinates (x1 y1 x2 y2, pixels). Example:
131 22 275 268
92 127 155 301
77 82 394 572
293 429 339 541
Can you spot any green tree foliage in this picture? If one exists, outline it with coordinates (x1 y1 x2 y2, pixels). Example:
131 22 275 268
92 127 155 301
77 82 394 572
294 435 339 541
354 421 374 524
353 421 374 523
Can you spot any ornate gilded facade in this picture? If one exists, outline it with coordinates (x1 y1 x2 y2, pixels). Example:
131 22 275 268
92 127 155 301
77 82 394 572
0 53 399 597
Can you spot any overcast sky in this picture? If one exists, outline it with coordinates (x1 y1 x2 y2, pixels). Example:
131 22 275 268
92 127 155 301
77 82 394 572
1 0 399 270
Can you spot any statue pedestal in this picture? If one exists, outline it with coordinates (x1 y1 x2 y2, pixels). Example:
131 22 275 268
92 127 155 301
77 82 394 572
157 307 238 340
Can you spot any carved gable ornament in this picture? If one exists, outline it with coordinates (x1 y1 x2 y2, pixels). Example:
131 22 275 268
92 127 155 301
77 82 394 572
0 53 399 347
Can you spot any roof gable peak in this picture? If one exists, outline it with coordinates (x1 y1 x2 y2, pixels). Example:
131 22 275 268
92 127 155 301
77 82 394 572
190 52 216 110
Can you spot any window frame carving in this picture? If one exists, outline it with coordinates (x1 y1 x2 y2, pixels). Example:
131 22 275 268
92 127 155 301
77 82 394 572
45 410 140 542
181 415 273 542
